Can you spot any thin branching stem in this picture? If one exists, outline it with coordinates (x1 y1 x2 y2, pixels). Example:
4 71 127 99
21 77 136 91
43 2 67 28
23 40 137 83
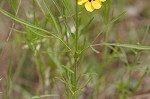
73 0 79 99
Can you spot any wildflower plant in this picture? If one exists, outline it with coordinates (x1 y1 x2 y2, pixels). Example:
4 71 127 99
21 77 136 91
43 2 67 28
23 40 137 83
0 0 150 99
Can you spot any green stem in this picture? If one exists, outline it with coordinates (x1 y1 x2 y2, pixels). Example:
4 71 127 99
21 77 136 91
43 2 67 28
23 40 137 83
75 1 79 51
73 0 79 99
73 57 77 99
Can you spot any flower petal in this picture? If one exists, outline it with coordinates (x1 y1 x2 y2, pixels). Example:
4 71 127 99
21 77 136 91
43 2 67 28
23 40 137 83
78 0 88 5
100 0 106 2
92 0 102 9
85 2 94 12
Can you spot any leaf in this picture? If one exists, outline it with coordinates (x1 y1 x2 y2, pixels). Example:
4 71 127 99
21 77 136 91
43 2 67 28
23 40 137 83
31 94 58 98
100 43 150 50
90 46 100 54
62 65 74 74
0 7 72 52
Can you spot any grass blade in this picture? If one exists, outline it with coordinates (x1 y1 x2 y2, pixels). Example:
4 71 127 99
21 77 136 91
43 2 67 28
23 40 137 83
31 94 58 98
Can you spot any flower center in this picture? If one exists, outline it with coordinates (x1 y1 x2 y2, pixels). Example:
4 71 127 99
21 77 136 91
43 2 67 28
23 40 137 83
88 0 95 2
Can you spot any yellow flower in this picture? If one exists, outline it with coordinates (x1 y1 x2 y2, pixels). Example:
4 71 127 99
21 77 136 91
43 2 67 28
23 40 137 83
78 0 106 12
